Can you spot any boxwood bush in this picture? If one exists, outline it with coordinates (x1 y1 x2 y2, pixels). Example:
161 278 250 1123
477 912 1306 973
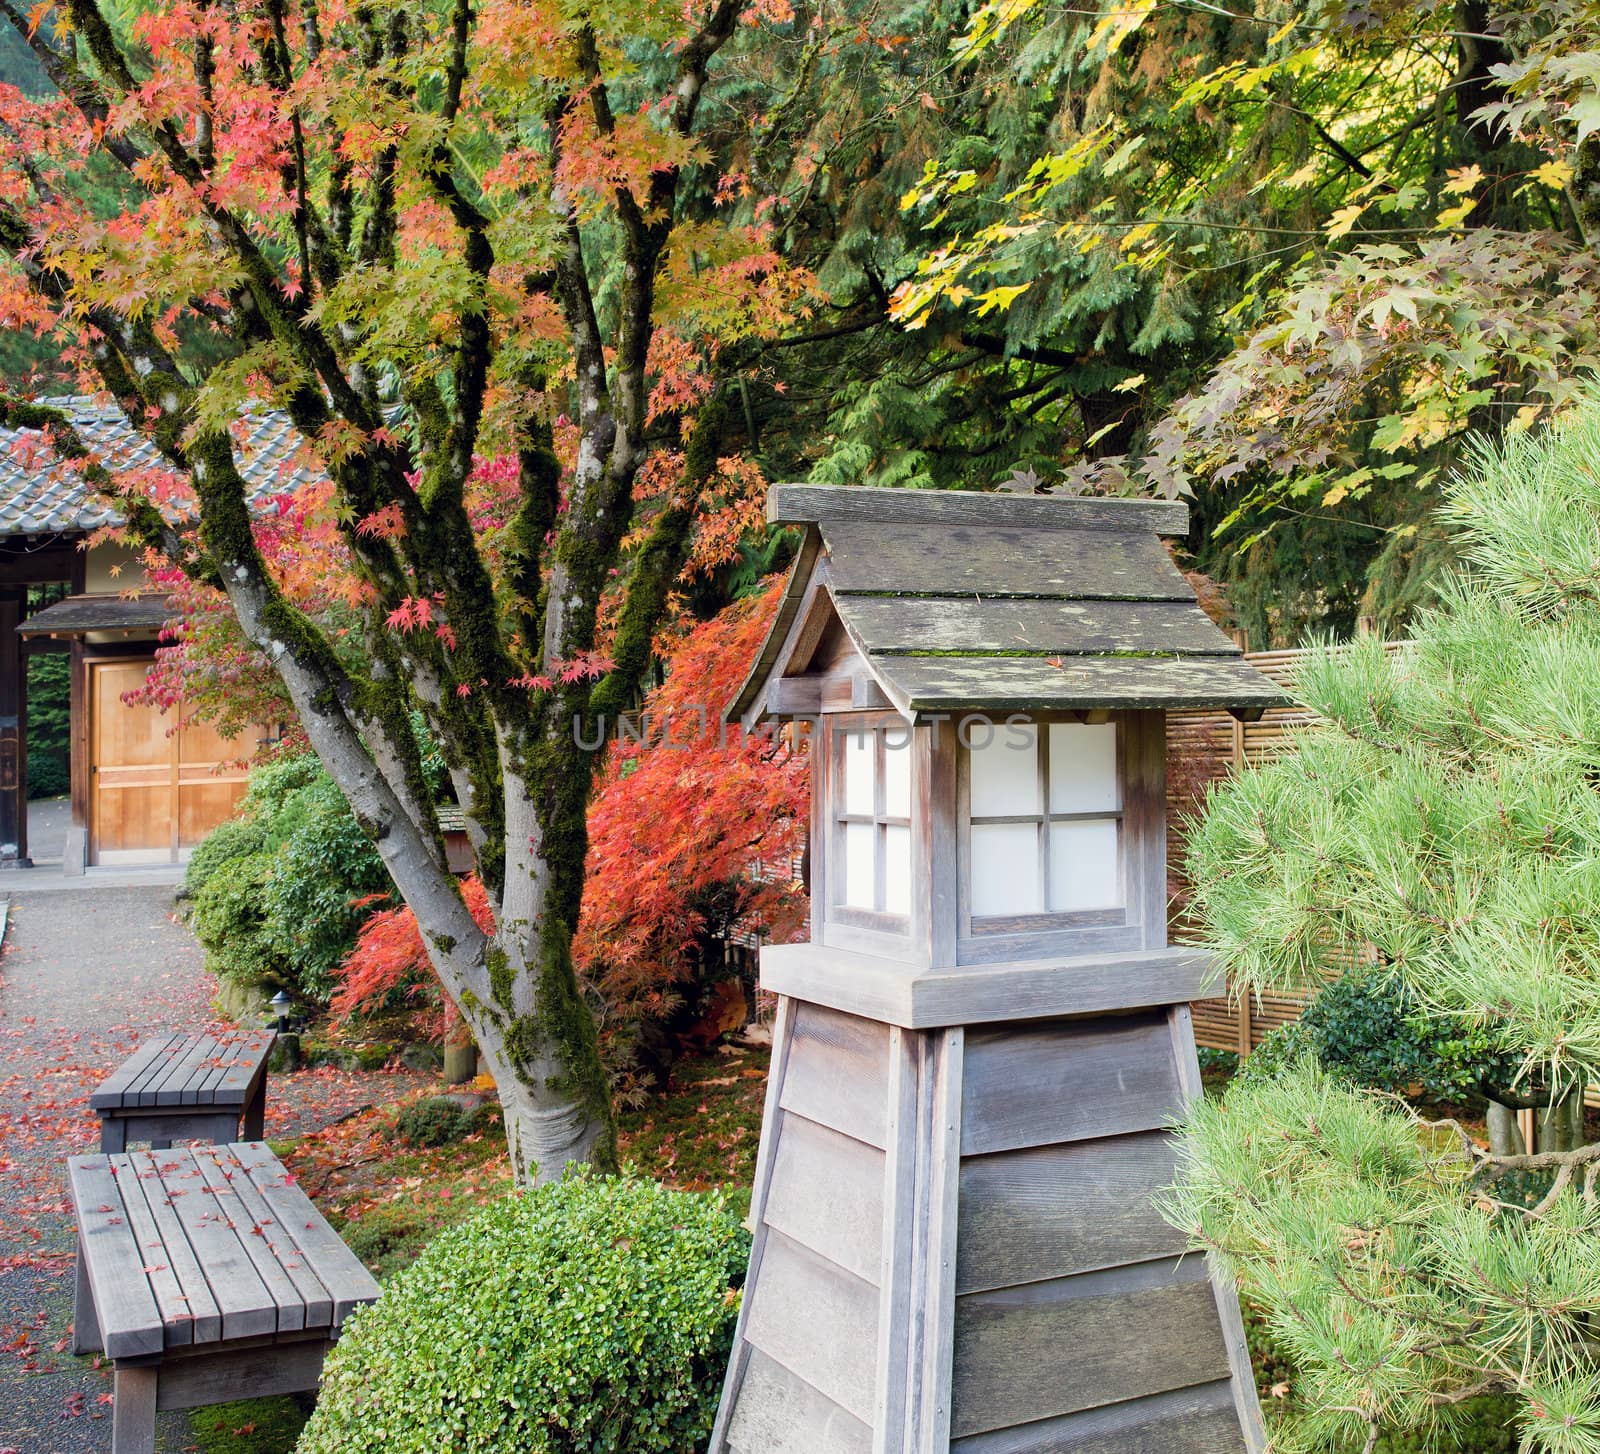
188 751 395 1001
297 1175 749 1454
1234 968 1516 1105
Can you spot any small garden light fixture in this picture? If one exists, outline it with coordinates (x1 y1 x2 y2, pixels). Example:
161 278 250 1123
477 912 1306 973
269 990 293 1034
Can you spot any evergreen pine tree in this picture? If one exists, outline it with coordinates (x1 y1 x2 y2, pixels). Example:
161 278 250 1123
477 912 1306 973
1171 398 1600 1453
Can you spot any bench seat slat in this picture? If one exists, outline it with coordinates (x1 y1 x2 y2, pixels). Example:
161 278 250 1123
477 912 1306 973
65 1157 163 1359
112 1152 195 1350
123 1150 224 1345
90 1035 181 1112
151 1149 279 1341
190 1146 308 1333
209 1035 274 1109
193 1045 239 1106
231 1142 379 1322
152 1035 219 1108
119 1035 189 1110
177 1049 211 1107
207 1147 333 1329
191 1035 263 1104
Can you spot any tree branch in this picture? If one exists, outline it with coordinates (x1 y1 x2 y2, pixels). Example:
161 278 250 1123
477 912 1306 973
0 0 143 170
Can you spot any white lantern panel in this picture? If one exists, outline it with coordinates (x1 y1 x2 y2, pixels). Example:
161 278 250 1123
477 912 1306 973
971 823 1043 917
883 729 912 819
1048 722 1119 814
1048 819 1122 911
842 821 877 908
883 825 912 916
969 721 1041 817
842 730 876 816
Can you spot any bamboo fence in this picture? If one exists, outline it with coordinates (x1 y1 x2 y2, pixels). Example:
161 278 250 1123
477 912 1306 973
1166 643 1333 1056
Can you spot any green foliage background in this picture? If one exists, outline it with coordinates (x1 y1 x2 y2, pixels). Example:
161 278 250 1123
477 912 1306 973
16 0 1600 647
25 652 69 801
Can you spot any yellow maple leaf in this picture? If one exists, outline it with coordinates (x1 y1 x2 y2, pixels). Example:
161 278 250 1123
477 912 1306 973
1325 203 1365 241
1087 0 1155 56
974 283 1031 316
1532 159 1574 190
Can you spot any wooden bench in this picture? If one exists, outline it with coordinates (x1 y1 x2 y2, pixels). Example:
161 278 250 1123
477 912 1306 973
68 1141 380 1454
91 1031 275 1152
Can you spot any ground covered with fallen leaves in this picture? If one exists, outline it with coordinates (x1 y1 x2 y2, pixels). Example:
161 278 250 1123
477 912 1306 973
0 886 430 1454
0 881 772 1454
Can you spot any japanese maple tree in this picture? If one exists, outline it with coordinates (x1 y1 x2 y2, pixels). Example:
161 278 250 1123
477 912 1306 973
0 0 812 1180
574 578 808 1043
333 580 808 1086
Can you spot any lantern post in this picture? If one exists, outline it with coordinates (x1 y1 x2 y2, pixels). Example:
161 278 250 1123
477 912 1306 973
712 485 1282 1454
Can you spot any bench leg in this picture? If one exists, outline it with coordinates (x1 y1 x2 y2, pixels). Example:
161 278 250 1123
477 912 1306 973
100 1116 127 1153
112 1365 158 1454
242 1075 267 1141
72 1245 101 1355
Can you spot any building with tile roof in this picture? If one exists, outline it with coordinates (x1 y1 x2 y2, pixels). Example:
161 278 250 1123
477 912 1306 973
0 395 323 533
0 398 316 872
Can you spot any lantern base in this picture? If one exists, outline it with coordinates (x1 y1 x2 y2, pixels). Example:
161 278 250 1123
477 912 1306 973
758 942 1216 1029
710 988 1265 1454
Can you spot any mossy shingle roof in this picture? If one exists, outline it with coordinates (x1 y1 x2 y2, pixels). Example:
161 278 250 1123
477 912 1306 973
729 484 1291 719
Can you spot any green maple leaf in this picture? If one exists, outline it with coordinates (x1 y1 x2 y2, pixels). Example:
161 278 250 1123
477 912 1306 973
1570 91 1600 146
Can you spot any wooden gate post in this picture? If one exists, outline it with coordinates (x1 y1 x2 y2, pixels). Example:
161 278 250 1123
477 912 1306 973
0 587 29 867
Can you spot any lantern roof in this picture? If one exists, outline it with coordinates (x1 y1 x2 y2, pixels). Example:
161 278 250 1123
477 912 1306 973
728 484 1291 722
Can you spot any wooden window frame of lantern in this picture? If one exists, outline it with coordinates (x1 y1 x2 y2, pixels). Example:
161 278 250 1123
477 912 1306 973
956 709 1166 966
813 709 931 964
828 714 914 932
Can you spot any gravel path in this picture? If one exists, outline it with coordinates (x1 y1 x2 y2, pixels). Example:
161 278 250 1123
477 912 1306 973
0 885 419 1454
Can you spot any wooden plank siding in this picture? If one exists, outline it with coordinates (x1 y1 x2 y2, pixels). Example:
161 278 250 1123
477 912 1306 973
714 1001 894 1452
726 1348 874 1454
950 1258 1230 1439
947 1006 1250 1449
743 1227 882 1420
776 1002 892 1149
763 1112 885 1286
955 1134 1188 1295
949 1380 1247 1453
960 1015 1181 1157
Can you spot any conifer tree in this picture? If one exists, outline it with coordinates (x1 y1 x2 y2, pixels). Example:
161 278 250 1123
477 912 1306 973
1170 400 1600 1452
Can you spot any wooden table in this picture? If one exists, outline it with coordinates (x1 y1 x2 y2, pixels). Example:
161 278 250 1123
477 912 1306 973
90 1031 275 1152
68 1141 380 1454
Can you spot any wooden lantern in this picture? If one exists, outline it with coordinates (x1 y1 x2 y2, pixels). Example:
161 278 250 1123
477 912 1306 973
710 486 1285 1454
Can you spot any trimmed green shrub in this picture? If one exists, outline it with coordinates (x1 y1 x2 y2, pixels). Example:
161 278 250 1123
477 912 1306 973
1229 971 1516 1104
184 816 269 899
394 1095 481 1148
243 751 328 819
189 726 448 1002
190 852 286 988
1301 968 1514 1103
1231 1019 1315 1091
188 751 391 1001
297 1175 749 1454
260 774 390 1000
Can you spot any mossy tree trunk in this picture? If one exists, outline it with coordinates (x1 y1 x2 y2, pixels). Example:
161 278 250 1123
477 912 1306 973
0 0 752 1184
